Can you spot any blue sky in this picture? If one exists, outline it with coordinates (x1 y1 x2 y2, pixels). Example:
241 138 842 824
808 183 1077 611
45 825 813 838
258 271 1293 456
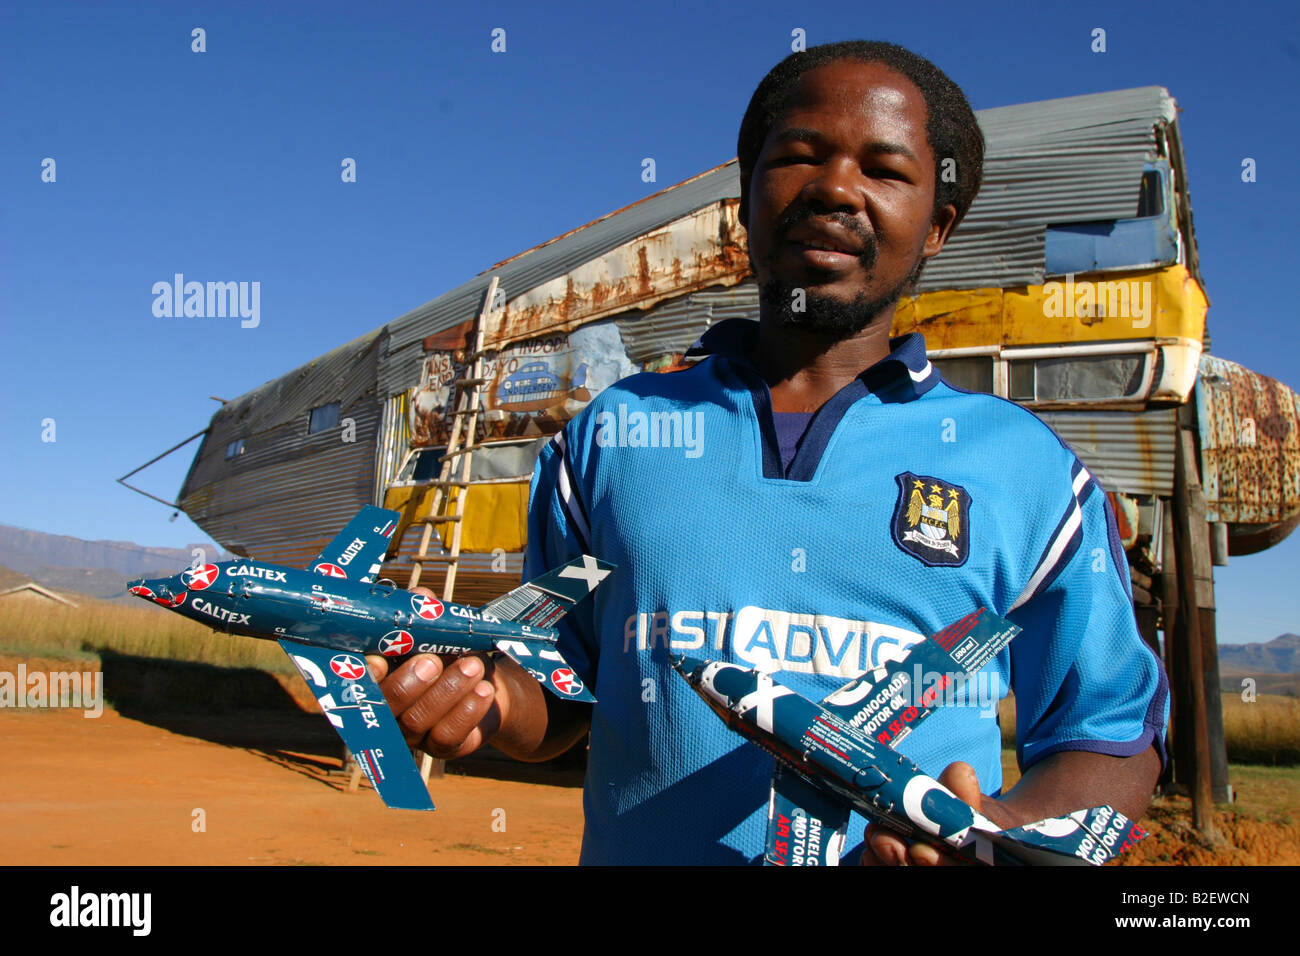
2 0 1297 643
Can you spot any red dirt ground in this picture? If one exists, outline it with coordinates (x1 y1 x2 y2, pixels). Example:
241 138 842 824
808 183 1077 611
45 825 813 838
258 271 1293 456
4 653 1293 866
0 704 585 866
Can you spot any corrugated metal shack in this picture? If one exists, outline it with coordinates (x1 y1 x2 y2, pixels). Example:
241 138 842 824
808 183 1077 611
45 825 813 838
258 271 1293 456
174 83 1297 597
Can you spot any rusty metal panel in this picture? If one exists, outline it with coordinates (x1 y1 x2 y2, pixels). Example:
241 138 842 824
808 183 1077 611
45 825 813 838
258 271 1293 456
1034 408 1177 496
488 201 750 348
1196 354 1300 533
377 161 744 397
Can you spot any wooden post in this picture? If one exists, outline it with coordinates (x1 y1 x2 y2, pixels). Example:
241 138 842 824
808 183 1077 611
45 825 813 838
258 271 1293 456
1172 425 1219 842
1175 401 1232 802
1158 506 1180 791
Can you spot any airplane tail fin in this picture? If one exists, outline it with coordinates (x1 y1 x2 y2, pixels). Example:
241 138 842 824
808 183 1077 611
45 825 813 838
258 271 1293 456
480 555 615 628
819 607 1020 749
982 805 1147 866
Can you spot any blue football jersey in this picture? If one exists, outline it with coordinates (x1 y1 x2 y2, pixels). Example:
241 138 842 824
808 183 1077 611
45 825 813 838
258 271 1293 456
524 318 1169 865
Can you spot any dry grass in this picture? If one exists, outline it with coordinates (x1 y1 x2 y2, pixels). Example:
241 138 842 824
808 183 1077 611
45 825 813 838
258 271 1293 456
1221 694 1300 764
999 692 1299 765
0 593 293 674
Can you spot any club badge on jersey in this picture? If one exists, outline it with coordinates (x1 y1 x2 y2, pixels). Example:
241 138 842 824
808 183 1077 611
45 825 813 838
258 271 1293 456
891 472 972 567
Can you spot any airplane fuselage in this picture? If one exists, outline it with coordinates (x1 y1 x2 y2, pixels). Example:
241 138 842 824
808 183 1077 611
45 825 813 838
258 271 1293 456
684 658 993 854
130 560 561 668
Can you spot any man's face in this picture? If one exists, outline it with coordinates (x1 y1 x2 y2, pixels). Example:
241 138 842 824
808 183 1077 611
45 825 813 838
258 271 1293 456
740 60 957 338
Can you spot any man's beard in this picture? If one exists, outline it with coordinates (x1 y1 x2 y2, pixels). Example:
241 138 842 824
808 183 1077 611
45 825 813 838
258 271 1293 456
759 248 927 339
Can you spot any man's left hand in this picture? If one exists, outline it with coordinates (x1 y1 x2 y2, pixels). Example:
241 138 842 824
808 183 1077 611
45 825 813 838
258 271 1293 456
859 761 1022 866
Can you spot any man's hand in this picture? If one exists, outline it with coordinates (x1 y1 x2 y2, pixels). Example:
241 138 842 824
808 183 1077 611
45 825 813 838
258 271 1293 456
366 650 509 760
366 587 589 763
859 761 1022 866
859 746 1161 865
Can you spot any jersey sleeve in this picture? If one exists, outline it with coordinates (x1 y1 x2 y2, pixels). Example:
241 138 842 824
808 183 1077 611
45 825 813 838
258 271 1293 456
523 427 601 687
1006 458 1170 773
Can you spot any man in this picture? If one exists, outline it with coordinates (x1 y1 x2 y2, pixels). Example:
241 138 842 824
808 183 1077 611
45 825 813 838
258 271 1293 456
369 40 1167 865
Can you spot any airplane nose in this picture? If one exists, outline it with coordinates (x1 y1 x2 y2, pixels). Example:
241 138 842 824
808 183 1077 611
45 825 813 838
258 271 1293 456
670 655 709 683
128 576 185 606
703 662 758 700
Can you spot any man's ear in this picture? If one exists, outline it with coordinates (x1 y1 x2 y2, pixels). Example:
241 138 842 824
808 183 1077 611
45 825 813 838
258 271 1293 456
923 203 959 258
738 174 750 231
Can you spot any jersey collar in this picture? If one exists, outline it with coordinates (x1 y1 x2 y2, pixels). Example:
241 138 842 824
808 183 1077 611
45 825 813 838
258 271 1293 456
685 318 939 481
686 318 939 401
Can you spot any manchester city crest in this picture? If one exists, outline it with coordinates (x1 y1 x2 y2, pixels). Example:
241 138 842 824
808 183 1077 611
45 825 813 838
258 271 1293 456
891 472 972 567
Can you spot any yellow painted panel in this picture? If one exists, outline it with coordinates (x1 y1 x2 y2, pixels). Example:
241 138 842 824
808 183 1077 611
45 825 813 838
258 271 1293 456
382 482 530 555
438 484 529 552
890 265 1206 350
892 289 1005 349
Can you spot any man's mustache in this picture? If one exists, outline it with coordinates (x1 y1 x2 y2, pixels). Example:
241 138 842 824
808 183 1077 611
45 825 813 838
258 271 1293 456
777 212 878 270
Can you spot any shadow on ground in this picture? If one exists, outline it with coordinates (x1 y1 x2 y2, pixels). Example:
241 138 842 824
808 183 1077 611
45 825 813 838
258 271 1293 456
93 648 586 790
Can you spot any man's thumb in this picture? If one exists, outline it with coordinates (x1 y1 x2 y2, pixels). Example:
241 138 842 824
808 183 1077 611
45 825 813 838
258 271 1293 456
937 761 982 809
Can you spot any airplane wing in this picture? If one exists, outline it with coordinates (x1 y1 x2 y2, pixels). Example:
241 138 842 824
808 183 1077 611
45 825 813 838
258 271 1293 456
492 636 598 703
819 606 1021 749
763 764 851 866
278 638 434 811
308 505 400 583
986 806 1147 866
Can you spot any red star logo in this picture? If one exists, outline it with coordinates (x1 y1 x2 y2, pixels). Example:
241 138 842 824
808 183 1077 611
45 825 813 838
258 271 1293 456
330 655 366 680
183 564 220 590
411 594 444 620
378 631 414 656
550 668 583 696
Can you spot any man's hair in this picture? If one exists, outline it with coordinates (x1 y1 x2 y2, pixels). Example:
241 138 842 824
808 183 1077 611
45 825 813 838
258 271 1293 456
737 40 985 233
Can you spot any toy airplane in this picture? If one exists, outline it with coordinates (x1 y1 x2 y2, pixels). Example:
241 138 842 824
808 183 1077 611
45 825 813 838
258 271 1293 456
671 606 1147 866
128 506 612 811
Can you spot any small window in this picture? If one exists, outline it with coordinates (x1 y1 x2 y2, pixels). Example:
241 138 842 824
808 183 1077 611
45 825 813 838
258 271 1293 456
1009 354 1147 403
1009 361 1035 401
225 438 245 459
308 402 341 434
1136 169 1164 218
396 448 446 483
931 356 994 394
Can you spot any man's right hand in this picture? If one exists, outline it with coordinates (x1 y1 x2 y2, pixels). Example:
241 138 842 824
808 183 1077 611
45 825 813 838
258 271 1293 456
365 652 507 760
365 588 591 764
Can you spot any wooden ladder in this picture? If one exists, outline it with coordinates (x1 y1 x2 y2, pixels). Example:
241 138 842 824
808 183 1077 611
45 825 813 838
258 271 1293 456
407 274 499 595
346 276 502 796
406 275 501 783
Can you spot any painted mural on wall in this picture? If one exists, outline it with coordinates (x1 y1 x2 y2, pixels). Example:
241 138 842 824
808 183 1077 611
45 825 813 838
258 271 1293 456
410 319 637 447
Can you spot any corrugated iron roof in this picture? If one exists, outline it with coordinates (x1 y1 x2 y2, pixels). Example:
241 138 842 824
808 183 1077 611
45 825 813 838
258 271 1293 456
615 283 759 365
178 329 385 561
379 162 743 396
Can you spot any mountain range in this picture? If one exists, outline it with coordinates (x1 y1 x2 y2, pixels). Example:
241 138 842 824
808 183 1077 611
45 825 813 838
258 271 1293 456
0 524 229 600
